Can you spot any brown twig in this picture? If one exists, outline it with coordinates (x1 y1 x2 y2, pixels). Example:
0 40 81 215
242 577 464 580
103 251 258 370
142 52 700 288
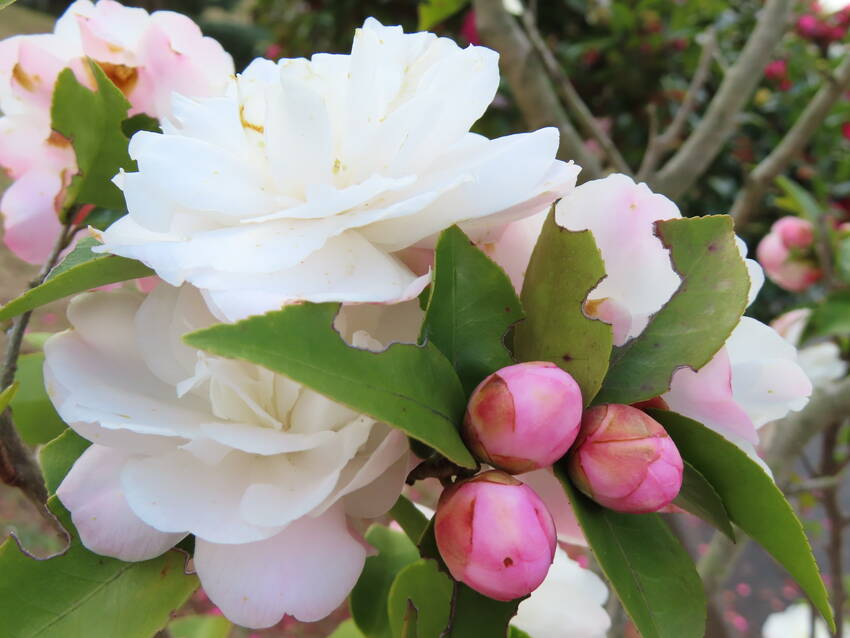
732 52 850 226
638 29 718 181
518 8 631 175
0 218 80 512
650 0 795 199
471 0 603 179
820 421 846 637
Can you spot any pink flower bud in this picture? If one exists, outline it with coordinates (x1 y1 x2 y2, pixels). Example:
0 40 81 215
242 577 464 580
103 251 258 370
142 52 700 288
773 216 815 249
463 362 583 473
566 404 683 513
435 471 557 601
756 220 823 292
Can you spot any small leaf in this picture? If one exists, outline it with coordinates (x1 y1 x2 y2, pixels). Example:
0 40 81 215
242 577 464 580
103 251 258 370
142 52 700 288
421 225 523 393
775 176 823 222
509 628 533 638
0 237 153 322
804 290 850 340
513 209 613 405
389 495 430 542
418 0 470 30
40 428 90 495
168 615 232 638
0 381 18 413
387 559 453 638
649 409 834 630
0 0 18 11
445 586 523 638
350 525 420 638
11 353 67 446
595 216 749 405
330 620 367 638
673 461 735 542
185 302 475 468
52 62 134 211
557 471 706 638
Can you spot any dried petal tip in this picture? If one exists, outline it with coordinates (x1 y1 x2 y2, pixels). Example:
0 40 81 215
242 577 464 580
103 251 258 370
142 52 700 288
463 362 583 474
435 470 557 601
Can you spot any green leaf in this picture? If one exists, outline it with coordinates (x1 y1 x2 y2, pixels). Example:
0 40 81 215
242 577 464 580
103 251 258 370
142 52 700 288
351 525 420 638
389 495 429 542
557 471 706 638
39 428 90 495
594 216 749 405
649 409 834 630
776 176 823 222
185 302 475 468
805 290 850 340
11 353 67 446
330 620 367 638
387 559 453 638
673 461 735 542
0 381 18 413
122 113 160 138
0 237 153 322
0 0 18 10
513 209 613 405
418 0 470 30
168 615 232 638
52 62 134 211
421 225 523 394
445 586 523 638
509 628 533 638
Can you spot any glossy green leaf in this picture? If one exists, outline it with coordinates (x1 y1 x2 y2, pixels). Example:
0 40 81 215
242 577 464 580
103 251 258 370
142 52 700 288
39 428 90 495
351 525 420 638
52 62 134 211
0 237 153 322
389 495 429 542
330 620 367 638
649 409 834 630
673 461 735 542
11 353 67 446
557 471 706 638
421 225 523 393
595 216 749 405
0 381 18 413
418 0 470 29
168 615 232 638
445 586 523 638
388 559 453 638
513 209 613 405
804 290 850 340
186 302 475 467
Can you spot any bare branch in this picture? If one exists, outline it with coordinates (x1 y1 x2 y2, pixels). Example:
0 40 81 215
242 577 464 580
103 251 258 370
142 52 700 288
638 29 718 181
518 8 631 175
472 0 602 179
650 0 795 199
732 52 850 226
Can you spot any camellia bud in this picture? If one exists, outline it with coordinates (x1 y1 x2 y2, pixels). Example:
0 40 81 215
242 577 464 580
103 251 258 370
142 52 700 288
756 217 822 292
435 471 557 601
566 404 683 514
463 362 583 473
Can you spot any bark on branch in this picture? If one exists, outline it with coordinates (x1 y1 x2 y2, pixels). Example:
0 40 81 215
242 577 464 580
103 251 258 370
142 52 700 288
650 0 795 199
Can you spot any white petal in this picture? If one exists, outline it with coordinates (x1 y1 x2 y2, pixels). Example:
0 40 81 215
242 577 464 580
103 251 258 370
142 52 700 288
194 504 366 628
57 445 185 560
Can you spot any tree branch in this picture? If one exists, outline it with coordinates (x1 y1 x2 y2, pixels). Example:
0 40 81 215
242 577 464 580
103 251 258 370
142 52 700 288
638 29 718 181
0 219 78 511
732 52 850 226
650 0 795 199
472 0 603 179
697 373 850 594
518 8 631 175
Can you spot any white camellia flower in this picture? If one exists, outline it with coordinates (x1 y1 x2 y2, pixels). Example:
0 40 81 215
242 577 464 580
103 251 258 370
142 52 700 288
512 547 611 638
96 18 578 322
771 308 848 385
46 284 414 628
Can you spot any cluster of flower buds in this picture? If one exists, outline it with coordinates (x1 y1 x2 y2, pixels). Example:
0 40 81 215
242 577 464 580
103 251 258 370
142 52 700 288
763 59 792 92
435 361 684 601
756 216 823 292
796 2 850 47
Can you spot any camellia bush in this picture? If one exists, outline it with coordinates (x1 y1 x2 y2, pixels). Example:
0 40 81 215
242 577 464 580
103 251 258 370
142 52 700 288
0 1 848 637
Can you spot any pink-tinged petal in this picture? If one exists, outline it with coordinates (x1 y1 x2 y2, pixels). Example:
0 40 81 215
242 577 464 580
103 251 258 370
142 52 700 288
663 348 758 444
518 468 586 547
479 210 547 293
0 115 51 178
57 445 185 561
194 504 366 628
1 170 64 263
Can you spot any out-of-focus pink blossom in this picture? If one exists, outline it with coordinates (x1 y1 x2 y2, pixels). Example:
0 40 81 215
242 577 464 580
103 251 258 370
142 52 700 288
764 59 788 80
435 471 556 601
566 404 683 514
756 217 822 292
842 122 850 141
460 10 480 46
0 0 233 264
463 362 582 473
